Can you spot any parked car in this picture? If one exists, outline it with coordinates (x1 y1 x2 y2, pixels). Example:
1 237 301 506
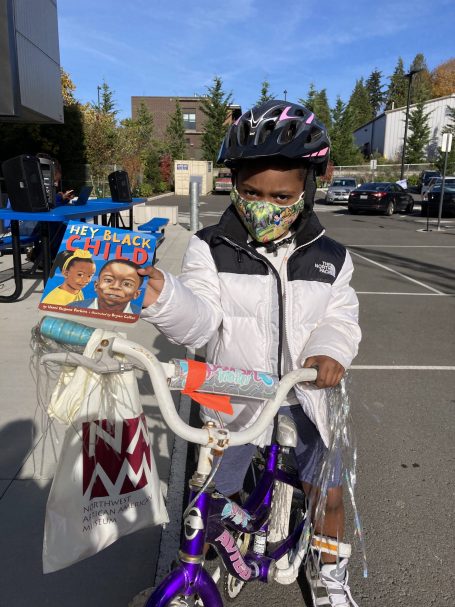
214 171 232 193
421 175 443 200
348 182 414 215
421 177 455 217
325 177 357 204
418 170 441 195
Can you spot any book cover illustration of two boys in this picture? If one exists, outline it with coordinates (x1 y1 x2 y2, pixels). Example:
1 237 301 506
39 222 157 324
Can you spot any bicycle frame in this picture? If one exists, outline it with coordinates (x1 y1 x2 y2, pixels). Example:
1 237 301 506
145 443 306 607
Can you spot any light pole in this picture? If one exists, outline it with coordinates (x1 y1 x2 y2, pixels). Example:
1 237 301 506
283 89 288 101
97 85 102 110
400 68 423 180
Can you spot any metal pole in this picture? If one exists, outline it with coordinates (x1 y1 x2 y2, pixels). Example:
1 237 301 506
284 89 288 101
400 76 413 180
190 181 199 232
437 148 449 231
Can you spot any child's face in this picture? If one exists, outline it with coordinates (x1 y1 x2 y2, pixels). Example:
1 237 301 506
236 163 305 207
63 261 95 292
95 263 141 311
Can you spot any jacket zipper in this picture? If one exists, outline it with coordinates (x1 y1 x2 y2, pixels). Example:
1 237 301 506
218 235 284 379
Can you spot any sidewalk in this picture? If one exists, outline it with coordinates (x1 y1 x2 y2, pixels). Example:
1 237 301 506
0 223 193 607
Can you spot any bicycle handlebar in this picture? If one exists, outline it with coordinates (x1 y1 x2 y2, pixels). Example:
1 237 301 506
38 317 317 447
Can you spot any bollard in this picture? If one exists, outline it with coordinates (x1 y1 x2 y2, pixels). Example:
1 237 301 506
190 181 199 232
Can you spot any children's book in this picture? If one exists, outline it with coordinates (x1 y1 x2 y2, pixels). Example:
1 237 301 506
39 222 156 324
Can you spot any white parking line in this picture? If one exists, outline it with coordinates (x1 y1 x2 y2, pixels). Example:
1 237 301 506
349 250 445 295
351 365 455 370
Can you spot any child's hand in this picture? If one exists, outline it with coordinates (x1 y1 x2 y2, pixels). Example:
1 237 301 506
302 355 345 388
138 266 165 308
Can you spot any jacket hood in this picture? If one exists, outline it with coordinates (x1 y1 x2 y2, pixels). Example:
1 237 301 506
212 204 325 248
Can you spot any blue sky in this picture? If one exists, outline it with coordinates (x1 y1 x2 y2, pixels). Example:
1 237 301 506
58 0 455 120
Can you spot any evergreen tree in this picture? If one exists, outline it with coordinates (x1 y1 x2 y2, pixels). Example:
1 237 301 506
347 78 373 130
257 80 275 105
313 89 332 129
386 57 407 109
200 76 233 165
300 83 317 111
405 99 431 163
409 53 432 103
95 80 118 116
330 97 364 166
365 69 385 116
166 101 186 160
435 106 455 173
298 86 331 128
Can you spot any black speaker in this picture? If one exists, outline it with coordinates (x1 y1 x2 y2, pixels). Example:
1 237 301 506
108 170 132 202
38 156 56 207
1 155 49 212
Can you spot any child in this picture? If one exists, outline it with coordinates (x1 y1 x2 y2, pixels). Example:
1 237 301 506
71 259 144 314
42 249 95 305
140 100 361 606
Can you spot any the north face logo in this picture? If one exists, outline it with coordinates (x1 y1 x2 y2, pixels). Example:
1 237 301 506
82 414 152 499
314 261 336 278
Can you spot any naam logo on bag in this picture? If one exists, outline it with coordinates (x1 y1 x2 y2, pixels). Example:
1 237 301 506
82 414 153 499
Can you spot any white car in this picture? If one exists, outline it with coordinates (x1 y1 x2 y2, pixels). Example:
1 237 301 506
325 178 357 204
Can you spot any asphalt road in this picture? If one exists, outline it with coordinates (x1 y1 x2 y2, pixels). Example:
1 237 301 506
153 192 455 606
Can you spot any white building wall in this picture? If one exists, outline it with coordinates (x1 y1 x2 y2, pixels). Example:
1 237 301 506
354 95 455 162
383 95 455 161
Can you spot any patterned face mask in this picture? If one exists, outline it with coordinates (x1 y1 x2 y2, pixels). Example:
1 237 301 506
230 188 305 243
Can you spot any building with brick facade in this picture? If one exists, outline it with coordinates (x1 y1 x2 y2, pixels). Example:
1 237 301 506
131 96 241 160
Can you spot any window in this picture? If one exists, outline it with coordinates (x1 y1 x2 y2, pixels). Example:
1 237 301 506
183 110 196 130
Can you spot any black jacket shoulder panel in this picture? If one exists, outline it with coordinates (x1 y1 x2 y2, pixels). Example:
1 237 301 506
288 236 347 285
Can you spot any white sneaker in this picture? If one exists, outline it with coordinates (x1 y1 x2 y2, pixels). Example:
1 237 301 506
306 557 359 607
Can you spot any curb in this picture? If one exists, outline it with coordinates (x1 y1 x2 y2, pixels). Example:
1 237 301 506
145 192 175 202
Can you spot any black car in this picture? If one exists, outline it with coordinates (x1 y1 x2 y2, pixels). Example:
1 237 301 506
422 179 455 217
348 182 414 215
418 170 441 194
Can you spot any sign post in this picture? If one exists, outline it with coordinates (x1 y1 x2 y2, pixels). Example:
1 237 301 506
437 133 453 231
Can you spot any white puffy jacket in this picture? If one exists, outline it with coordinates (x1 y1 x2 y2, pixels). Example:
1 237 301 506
141 206 361 447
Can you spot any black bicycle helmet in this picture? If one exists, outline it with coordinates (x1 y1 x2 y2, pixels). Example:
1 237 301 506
218 99 330 175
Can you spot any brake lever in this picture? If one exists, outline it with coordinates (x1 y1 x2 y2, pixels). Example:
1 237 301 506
40 337 134 374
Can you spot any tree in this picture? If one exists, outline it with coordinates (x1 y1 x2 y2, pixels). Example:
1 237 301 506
431 58 455 98
83 107 118 193
200 76 233 165
365 69 385 116
347 78 373 131
435 106 455 173
117 102 155 191
96 80 118 116
165 101 186 160
60 68 77 106
385 57 407 110
300 83 317 111
298 86 331 128
404 99 431 163
409 53 432 104
257 80 275 105
329 97 365 166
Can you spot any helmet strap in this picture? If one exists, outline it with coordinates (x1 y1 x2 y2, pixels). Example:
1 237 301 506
303 167 317 211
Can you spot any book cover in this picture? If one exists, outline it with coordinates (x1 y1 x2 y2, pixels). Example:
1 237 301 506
39 222 155 324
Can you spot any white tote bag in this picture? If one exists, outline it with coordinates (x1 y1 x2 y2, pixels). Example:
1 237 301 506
43 329 169 573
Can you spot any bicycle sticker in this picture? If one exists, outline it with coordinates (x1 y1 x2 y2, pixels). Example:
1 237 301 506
215 530 251 580
221 499 252 529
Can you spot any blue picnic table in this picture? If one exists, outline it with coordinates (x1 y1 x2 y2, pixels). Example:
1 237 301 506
0 198 145 302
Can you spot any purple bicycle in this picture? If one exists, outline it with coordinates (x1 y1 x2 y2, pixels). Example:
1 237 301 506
38 316 352 607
